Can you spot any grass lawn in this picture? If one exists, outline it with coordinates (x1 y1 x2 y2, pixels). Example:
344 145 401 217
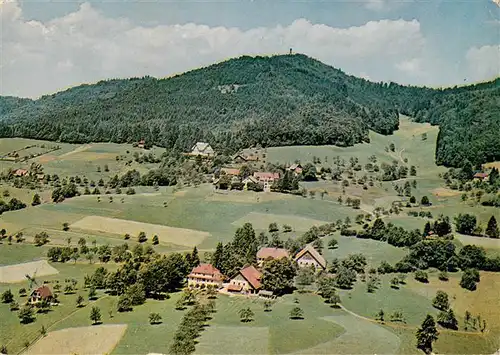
196 293 345 355
195 326 270 355
339 274 439 326
0 262 117 354
0 243 47 265
323 233 408 267
312 314 401 354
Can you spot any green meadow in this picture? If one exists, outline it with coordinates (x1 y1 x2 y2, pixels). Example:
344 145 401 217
1 117 499 354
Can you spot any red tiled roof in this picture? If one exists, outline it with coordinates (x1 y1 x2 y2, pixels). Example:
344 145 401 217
473 172 489 178
257 247 290 260
239 265 262 290
253 172 280 180
190 263 222 276
14 169 28 176
191 263 218 274
36 285 53 298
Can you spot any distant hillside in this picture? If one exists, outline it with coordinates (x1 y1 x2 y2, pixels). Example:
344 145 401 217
0 97 31 116
0 54 498 167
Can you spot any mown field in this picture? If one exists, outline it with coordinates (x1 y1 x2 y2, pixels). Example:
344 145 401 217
1 117 500 354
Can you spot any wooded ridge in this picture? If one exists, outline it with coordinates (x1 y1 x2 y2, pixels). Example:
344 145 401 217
0 54 498 167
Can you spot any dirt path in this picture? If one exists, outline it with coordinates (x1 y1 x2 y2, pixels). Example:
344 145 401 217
57 144 92 159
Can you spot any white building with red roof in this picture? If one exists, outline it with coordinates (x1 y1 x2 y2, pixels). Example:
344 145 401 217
257 247 290 266
253 172 280 192
187 263 223 288
228 265 262 294
29 285 53 304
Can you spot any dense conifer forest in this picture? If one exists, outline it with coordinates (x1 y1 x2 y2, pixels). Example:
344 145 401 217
0 54 498 166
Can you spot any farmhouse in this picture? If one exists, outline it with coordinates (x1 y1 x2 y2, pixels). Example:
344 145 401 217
228 265 262 294
288 163 303 175
137 139 146 149
233 147 267 166
187 263 223 288
14 168 28 177
253 172 280 192
473 172 489 182
241 176 265 191
29 285 53 305
188 142 215 158
257 247 290 266
294 245 327 271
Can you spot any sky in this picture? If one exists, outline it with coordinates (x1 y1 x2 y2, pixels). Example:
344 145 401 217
1 0 499 98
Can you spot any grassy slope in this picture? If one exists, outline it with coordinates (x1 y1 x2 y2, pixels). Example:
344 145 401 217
1 117 500 354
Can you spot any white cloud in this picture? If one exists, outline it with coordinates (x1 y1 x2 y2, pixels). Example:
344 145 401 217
396 58 422 76
0 0 497 98
465 45 500 82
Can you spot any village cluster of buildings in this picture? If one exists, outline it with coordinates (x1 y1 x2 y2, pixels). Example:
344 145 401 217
184 142 304 192
187 244 326 296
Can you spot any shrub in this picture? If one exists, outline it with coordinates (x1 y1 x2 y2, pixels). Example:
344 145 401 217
415 270 428 283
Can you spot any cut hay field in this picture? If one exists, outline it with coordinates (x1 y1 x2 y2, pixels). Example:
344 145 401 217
70 215 210 248
0 260 59 283
25 324 127 355
407 272 500 332
454 234 500 249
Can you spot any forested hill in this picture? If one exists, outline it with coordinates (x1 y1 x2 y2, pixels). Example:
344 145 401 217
0 54 498 167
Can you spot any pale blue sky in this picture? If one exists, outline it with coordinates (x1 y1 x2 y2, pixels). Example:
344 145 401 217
2 0 499 97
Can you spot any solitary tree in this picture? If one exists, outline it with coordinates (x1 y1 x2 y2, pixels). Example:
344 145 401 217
137 232 147 243
437 308 458 330
152 235 159 245
289 307 304 320
268 222 279 233
485 216 499 238
90 306 101 325
328 238 338 249
31 193 41 206
415 270 429 283
76 295 84 308
18 305 35 324
421 196 430 206
264 301 273 312
88 287 97 300
239 307 254 323
328 294 341 308
432 291 449 311
1 289 14 304
375 309 385 322
460 269 480 291
149 312 162 325
416 315 439 354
